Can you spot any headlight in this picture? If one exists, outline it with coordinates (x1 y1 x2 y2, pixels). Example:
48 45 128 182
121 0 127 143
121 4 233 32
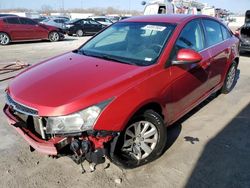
46 99 112 134
65 24 73 28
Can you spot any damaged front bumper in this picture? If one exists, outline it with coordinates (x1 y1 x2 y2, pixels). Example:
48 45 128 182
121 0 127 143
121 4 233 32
3 104 119 165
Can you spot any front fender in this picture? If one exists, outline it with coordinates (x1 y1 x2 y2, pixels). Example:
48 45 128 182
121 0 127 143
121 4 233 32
94 67 172 132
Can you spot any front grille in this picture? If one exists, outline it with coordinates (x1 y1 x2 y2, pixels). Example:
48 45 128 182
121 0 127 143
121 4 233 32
6 93 38 116
241 43 250 47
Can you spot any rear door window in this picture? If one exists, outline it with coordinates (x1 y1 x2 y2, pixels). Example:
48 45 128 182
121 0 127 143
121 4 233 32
6 17 20 24
203 19 223 46
19 18 37 25
95 18 105 22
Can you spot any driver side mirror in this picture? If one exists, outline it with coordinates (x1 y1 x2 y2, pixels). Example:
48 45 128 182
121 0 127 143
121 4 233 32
172 49 202 65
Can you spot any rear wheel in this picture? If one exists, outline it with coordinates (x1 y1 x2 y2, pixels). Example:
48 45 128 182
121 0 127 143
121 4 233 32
76 29 84 37
49 31 60 42
113 110 167 168
0 32 10 45
221 61 237 94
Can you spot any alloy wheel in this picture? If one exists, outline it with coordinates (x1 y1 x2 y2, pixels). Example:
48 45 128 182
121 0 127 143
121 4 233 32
226 65 236 90
0 33 10 45
122 121 159 160
49 32 59 42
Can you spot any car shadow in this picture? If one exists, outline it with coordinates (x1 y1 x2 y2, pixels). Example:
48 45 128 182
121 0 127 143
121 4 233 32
162 68 240 155
162 92 219 153
185 103 250 187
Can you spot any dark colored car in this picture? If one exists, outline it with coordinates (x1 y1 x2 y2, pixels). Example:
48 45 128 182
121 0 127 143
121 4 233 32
0 14 17 17
3 15 239 168
0 16 64 45
65 18 105 37
237 10 250 52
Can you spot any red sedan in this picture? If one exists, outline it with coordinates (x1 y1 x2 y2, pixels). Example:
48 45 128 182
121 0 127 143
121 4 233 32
3 14 239 168
0 16 64 45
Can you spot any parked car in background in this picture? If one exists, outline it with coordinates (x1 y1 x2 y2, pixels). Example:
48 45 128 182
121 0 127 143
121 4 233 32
32 16 48 23
107 16 120 23
65 18 105 37
245 10 250 23
89 16 113 26
3 15 239 168
0 16 64 45
236 10 250 52
120 16 130 20
237 23 250 52
40 17 68 32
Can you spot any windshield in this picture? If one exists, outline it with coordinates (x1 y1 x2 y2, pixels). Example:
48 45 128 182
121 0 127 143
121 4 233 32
79 22 175 66
42 18 50 23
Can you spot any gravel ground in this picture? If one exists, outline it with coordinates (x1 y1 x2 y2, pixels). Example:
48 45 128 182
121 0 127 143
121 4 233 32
0 36 250 188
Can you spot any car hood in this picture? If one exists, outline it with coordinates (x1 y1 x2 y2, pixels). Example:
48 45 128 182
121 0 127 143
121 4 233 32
8 52 147 116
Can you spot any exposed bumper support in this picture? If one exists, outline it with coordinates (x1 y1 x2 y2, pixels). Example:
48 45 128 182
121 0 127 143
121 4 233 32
3 105 65 155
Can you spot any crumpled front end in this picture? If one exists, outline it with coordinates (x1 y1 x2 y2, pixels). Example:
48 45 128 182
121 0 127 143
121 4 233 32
3 93 119 166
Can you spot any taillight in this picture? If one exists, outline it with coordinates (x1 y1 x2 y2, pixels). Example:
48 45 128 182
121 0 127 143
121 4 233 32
234 30 240 38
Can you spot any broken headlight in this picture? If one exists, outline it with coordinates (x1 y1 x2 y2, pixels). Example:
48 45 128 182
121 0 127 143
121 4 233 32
46 99 111 134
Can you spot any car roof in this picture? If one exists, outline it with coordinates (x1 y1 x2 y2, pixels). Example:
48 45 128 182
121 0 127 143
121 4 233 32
91 16 107 18
121 14 210 24
0 15 19 20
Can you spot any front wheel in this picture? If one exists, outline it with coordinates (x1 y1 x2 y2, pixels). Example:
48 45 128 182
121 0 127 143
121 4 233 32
221 61 238 94
49 31 60 42
0 32 10 45
113 110 167 168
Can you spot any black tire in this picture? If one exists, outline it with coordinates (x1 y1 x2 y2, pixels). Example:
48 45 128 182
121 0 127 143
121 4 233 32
221 61 238 94
68 34 73 36
48 31 60 42
76 29 84 37
113 110 167 168
0 32 10 45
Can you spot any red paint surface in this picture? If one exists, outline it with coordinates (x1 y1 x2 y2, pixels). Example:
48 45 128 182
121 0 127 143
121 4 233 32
5 15 240 148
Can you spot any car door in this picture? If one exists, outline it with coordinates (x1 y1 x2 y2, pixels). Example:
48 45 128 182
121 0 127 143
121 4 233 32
19 17 38 40
202 19 232 88
89 20 103 33
5 17 24 40
32 19 50 39
81 20 93 34
169 19 212 118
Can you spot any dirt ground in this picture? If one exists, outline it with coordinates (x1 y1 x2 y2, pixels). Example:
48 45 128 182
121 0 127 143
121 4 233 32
0 36 250 188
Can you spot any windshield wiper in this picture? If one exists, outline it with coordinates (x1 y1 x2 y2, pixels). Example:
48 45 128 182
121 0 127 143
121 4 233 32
74 50 138 66
99 54 138 66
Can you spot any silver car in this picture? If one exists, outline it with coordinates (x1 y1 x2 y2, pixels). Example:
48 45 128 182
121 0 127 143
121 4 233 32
41 17 69 30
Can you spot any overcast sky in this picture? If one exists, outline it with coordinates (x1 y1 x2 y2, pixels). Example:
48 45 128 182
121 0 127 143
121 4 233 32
0 0 249 13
